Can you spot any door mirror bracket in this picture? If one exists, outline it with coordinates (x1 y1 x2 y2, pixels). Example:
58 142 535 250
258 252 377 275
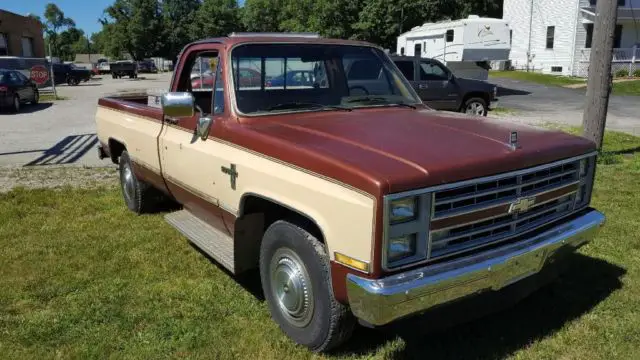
196 116 213 141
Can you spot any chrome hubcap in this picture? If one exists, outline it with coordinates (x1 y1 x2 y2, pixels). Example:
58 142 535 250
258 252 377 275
270 248 313 327
466 102 485 115
122 164 135 203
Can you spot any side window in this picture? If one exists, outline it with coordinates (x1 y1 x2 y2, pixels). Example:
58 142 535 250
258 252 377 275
419 62 448 81
446 29 454 42
189 54 218 91
395 61 415 81
213 60 224 115
15 71 29 83
7 71 21 84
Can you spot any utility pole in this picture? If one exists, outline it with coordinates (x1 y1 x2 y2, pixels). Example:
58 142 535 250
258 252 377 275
582 0 619 149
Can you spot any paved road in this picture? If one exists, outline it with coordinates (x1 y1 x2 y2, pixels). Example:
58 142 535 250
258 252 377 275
489 77 640 135
0 73 172 167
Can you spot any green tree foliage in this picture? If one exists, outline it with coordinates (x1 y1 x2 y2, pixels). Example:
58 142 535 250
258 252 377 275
102 0 163 60
43 3 76 57
162 0 201 61
242 0 283 32
190 0 241 40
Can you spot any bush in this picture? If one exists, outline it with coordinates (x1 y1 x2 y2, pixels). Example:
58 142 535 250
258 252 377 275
634 69 640 78
615 68 629 78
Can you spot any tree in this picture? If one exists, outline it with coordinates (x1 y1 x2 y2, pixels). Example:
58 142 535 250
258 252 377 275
57 27 85 61
242 0 283 32
190 0 241 40
102 0 163 60
43 3 76 56
161 0 200 62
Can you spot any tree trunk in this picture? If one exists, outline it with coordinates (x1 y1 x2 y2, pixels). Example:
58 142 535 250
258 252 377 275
582 0 619 149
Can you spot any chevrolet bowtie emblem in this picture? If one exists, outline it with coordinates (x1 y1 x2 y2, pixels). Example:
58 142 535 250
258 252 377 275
508 196 536 214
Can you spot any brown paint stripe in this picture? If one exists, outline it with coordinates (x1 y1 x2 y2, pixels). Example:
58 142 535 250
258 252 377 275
431 183 579 230
98 96 164 122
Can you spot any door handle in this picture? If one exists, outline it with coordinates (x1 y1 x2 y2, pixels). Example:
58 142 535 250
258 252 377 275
418 84 428 89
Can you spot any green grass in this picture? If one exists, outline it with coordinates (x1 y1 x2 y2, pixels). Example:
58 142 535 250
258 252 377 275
2 130 640 359
490 106 517 115
490 70 586 87
612 80 640 96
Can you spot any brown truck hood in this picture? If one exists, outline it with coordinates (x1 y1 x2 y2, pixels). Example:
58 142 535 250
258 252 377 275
243 108 595 194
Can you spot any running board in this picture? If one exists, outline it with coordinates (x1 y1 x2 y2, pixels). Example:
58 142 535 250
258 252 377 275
165 210 236 273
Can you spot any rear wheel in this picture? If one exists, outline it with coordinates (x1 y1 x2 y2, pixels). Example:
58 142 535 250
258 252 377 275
118 150 156 214
11 95 20 113
31 90 39 105
462 97 488 116
260 220 355 352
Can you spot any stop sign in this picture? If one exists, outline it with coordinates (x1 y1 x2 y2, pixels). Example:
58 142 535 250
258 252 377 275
30 65 49 85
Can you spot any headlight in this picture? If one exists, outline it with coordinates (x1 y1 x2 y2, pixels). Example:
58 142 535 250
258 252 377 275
388 235 417 263
390 197 417 224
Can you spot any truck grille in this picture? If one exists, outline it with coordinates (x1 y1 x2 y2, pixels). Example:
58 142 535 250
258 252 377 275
428 158 589 261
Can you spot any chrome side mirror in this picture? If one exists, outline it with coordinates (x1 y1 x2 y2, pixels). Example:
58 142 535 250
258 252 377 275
161 92 195 117
196 116 213 141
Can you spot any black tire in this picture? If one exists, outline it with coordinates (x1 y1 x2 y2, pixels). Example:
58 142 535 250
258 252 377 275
461 97 488 116
260 220 355 352
10 95 20 113
31 90 39 105
118 150 155 214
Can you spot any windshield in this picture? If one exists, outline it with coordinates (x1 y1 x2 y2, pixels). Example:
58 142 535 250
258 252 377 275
230 43 421 115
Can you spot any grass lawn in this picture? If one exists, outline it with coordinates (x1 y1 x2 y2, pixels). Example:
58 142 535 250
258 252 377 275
490 71 586 87
612 80 640 96
39 94 69 102
2 131 640 359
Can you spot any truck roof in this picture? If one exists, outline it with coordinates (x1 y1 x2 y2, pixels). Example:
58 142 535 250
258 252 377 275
188 34 378 48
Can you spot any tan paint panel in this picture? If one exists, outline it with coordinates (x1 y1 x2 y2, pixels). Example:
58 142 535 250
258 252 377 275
95 107 162 171
160 126 376 263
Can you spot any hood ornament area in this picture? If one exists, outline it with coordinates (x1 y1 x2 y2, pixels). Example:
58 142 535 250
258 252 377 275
509 131 520 150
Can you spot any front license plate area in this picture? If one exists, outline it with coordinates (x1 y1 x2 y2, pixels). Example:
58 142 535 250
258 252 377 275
495 249 546 289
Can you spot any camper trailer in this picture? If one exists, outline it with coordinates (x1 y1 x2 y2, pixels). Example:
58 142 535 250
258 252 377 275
397 15 511 80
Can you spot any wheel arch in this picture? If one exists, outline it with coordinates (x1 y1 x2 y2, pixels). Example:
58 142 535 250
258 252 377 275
461 91 490 108
107 138 126 164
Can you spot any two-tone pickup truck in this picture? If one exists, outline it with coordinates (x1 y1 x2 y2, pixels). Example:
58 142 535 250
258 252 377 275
96 33 605 352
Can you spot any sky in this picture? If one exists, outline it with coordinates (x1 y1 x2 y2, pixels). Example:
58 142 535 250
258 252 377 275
4 1 247 37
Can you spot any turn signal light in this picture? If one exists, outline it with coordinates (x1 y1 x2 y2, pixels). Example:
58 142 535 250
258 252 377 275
0 86 7 92
335 252 369 272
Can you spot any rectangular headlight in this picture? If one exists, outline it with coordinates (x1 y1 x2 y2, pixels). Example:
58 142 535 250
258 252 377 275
388 235 417 263
390 197 417 224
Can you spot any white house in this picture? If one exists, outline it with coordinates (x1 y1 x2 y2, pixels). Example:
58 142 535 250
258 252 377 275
504 0 640 77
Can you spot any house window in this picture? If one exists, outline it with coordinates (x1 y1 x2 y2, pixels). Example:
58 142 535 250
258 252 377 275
400 47 405 55
0 34 8 56
546 26 555 49
586 24 623 48
510 29 513 45
551 66 563 73
446 29 454 42
585 24 594 48
21 37 34 57
614 25 623 48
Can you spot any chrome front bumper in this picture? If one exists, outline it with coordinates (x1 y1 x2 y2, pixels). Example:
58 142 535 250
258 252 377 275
346 209 605 326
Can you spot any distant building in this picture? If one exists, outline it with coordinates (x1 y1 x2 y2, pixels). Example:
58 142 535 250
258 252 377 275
0 9 45 58
74 53 108 64
504 0 640 77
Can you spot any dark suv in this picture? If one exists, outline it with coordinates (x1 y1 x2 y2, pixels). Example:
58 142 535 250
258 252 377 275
391 56 497 116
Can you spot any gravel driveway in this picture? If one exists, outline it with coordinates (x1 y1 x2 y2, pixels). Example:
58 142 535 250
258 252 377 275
489 77 640 135
0 73 172 167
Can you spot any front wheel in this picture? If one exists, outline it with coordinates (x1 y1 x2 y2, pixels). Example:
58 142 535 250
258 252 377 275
462 97 488 116
260 220 355 352
11 95 20 113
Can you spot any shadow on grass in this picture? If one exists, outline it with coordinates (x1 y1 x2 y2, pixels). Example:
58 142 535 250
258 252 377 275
336 253 624 359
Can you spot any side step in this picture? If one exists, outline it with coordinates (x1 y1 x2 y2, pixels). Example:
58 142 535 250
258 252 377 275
165 210 235 273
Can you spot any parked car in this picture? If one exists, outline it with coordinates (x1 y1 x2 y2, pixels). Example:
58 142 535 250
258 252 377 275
266 70 315 87
110 61 138 79
95 34 604 352
391 56 498 116
51 63 92 86
192 68 261 89
137 60 158 73
97 61 110 75
0 69 39 112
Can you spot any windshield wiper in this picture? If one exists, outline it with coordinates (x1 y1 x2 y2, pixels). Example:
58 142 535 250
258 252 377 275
265 102 352 112
345 96 417 109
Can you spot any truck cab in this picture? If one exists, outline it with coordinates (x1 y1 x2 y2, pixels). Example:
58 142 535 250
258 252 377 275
95 33 604 352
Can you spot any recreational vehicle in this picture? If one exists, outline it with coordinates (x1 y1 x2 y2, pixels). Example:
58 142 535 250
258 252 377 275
397 15 511 80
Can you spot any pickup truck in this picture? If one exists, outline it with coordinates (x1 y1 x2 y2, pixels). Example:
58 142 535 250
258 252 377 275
95 33 605 352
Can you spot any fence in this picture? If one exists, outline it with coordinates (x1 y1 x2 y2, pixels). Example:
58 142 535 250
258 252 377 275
576 45 640 77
